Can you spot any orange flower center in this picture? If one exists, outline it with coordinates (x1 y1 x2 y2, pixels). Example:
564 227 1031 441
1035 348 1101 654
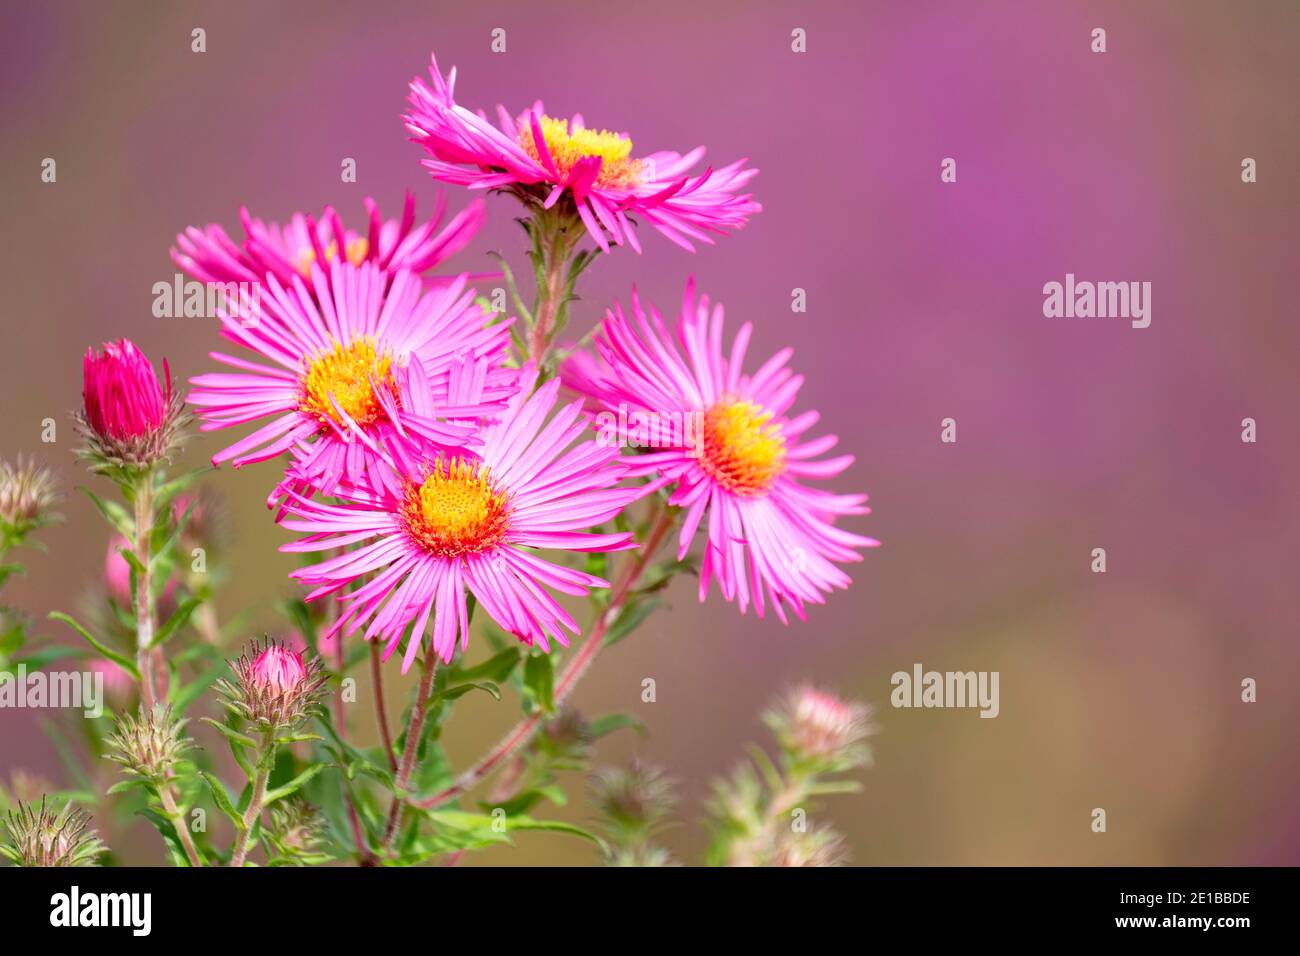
519 115 644 189
300 336 397 428
293 237 370 278
401 459 511 558
699 400 786 496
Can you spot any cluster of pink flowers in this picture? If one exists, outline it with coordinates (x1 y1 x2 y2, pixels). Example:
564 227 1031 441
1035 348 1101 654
82 52 874 674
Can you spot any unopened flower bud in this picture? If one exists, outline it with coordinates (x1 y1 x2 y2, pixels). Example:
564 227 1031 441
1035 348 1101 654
771 824 848 868
219 638 325 730
267 798 326 863
589 761 675 837
252 642 307 694
0 797 105 867
0 456 59 534
768 686 874 765
78 339 186 469
105 704 191 783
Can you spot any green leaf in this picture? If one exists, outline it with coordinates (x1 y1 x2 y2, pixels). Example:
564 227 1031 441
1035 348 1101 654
117 545 147 577
427 809 606 851
805 780 865 797
449 646 520 685
603 596 663 647
151 595 202 648
584 551 609 584
262 764 327 805
636 557 698 594
0 618 24 656
438 680 501 703
77 486 134 537
522 652 555 713
0 563 24 589
171 660 227 712
106 778 150 796
201 717 257 751
587 713 646 740
13 645 81 671
47 612 139 677
487 251 535 325
315 713 396 789
150 496 200 567
136 807 194 866
151 466 212 513
198 770 244 832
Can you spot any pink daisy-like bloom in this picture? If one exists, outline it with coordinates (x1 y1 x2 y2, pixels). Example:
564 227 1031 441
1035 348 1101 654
561 281 878 622
404 54 761 253
172 191 485 291
278 370 653 671
188 260 516 499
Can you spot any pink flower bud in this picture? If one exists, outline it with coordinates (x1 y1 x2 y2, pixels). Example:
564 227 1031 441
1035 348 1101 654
768 686 873 763
103 536 133 606
89 658 135 707
251 644 307 695
82 339 171 441
222 639 324 729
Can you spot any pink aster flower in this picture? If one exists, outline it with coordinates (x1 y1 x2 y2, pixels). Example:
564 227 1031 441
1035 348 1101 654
561 281 878 621
405 54 760 253
278 370 652 671
172 191 485 291
188 261 515 499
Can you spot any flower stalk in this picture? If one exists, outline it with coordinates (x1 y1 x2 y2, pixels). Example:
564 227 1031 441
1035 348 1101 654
415 502 676 811
230 728 273 868
132 471 159 708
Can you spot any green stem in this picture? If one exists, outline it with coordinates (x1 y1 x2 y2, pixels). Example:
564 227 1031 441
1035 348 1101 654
159 783 202 867
133 472 157 707
414 502 676 811
230 731 273 867
381 648 438 854
528 208 583 368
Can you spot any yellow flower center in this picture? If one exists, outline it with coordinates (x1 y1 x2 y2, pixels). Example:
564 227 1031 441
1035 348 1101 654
699 400 786 496
519 115 644 189
293 237 370 278
401 459 512 558
300 336 397 428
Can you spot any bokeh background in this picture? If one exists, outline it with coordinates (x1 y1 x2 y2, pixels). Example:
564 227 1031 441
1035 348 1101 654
1 0 1297 865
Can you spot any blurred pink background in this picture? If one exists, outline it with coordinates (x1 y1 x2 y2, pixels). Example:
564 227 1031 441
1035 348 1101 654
1 0 1297 864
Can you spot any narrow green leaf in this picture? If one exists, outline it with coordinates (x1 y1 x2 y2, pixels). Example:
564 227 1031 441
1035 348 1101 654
587 713 646 739
77 486 134 537
262 764 327 805
523 652 555 713
151 595 202 648
198 775 244 832
47 612 139 677
603 596 662 647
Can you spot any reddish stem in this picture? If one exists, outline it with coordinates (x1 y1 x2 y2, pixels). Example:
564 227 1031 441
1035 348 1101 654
414 505 675 811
